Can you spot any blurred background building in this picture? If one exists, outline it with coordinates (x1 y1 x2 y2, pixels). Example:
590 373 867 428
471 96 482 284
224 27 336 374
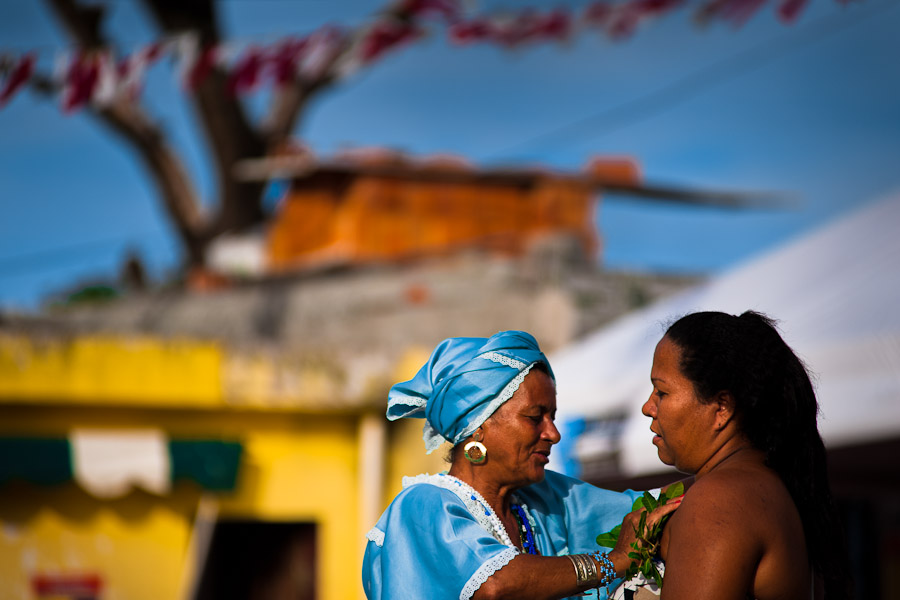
2 0 899 599
1 149 707 600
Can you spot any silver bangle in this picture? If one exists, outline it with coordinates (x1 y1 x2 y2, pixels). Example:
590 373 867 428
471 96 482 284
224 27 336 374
567 554 599 587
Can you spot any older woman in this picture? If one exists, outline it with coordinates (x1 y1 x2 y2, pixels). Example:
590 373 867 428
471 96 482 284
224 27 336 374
363 331 679 600
641 311 852 600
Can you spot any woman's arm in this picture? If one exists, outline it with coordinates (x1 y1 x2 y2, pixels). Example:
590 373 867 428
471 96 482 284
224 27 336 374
658 476 762 600
472 555 594 600
473 501 681 600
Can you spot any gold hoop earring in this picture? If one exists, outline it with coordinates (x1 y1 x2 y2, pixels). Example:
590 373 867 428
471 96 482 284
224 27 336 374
464 441 487 464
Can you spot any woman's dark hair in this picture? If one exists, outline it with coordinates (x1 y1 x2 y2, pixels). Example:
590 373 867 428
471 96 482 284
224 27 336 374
665 310 852 599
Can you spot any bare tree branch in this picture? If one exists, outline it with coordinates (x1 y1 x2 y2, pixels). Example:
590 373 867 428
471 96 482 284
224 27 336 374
45 0 210 265
46 0 106 50
263 75 337 148
141 0 268 238
263 1 422 148
96 100 210 264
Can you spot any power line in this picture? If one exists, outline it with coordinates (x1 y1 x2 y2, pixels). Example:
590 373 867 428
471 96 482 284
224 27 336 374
485 0 896 159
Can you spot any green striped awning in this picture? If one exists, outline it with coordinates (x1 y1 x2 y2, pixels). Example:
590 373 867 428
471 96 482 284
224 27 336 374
0 433 242 497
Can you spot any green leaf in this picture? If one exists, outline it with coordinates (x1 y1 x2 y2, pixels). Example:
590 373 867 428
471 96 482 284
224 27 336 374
596 532 618 548
596 524 621 547
597 485 685 591
650 563 663 588
666 481 685 500
637 512 647 531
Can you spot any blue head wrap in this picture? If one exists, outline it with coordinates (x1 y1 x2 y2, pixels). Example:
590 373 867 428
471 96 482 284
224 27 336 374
387 330 555 453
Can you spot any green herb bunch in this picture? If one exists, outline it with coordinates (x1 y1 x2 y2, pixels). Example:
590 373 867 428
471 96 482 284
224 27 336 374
595 482 684 588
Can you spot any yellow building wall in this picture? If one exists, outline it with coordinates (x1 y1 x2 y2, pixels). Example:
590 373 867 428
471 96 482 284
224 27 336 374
380 344 450 506
384 419 450 502
0 482 198 600
0 400 374 600
0 334 447 600
216 419 362 600
0 333 453 599
0 335 222 407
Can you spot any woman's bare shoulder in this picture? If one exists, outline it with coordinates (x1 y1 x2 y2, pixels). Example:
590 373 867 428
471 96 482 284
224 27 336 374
701 457 790 497
660 463 806 600
670 463 797 553
672 463 789 537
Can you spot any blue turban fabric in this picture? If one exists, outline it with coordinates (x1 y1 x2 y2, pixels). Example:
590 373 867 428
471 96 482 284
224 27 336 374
387 331 554 453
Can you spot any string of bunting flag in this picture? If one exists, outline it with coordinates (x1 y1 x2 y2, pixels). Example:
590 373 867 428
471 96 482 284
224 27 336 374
0 0 837 113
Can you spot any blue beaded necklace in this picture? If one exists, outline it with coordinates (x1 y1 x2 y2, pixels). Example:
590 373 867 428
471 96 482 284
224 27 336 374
510 503 538 555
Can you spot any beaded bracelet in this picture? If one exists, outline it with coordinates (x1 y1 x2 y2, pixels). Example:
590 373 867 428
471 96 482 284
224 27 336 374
567 551 618 596
589 551 617 596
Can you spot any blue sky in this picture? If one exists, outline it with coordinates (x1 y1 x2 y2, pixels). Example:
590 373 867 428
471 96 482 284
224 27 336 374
1 0 898 311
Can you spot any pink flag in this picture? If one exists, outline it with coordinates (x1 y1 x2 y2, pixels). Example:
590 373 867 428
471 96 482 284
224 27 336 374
695 0 768 27
186 45 220 90
584 2 614 28
270 37 309 85
297 26 346 80
448 18 495 44
227 45 265 95
535 9 572 42
62 52 101 112
115 42 163 100
360 20 421 63
609 0 685 38
778 0 810 22
0 54 35 107
401 0 462 21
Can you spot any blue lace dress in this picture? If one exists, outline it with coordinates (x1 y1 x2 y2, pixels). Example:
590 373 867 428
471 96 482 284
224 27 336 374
363 470 643 600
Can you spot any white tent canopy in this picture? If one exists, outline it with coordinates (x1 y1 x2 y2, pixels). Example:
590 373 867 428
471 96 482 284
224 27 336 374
549 193 900 478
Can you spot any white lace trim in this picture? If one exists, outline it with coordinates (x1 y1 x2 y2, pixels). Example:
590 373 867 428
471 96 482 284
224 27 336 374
402 473 517 547
402 474 537 600
401 472 435 487
478 351 527 370
460 547 519 600
366 526 385 547
386 394 427 420
457 362 536 442
422 419 447 454
409 352 538 450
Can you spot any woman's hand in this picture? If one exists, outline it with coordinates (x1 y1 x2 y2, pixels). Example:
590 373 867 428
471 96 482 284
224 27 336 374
608 495 684 576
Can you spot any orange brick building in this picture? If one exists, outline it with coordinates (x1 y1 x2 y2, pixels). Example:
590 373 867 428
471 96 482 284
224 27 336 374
261 150 641 273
